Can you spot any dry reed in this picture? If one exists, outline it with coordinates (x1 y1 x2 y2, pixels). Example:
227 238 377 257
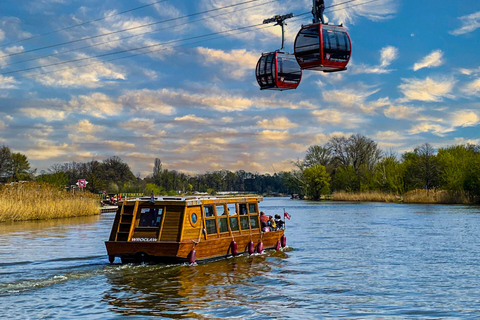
402 189 470 204
332 191 400 203
0 182 100 222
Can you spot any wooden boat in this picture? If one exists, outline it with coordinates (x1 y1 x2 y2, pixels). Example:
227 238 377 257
105 195 286 264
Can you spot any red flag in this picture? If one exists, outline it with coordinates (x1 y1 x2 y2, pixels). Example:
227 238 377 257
284 211 291 220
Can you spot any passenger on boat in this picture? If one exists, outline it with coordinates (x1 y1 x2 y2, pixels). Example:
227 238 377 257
268 216 277 230
274 214 285 229
260 211 269 231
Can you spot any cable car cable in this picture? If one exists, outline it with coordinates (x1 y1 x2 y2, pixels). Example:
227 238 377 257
0 0 272 60
3 0 381 78
0 0 169 49
11 24 276 81
2 0 278 68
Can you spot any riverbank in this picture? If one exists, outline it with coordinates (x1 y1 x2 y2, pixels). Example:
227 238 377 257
330 189 473 204
0 182 100 222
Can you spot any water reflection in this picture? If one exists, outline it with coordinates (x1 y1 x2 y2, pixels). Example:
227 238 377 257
104 251 289 318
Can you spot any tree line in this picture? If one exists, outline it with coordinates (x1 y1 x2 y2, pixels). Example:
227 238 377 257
1 134 479 203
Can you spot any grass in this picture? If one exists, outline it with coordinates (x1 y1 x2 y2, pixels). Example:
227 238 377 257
331 189 471 204
332 191 400 203
0 182 101 222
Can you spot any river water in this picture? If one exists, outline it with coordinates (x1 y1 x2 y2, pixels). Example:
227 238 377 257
1 198 480 319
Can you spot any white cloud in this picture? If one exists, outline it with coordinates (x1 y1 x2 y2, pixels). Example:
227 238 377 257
322 86 379 108
330 0 398 24
398 77 456 102
71 119 105 134
413 50 444 71
462 78 480 96
29 55 125 88
20 108 67 122
197 47 258 79
120 118 155 132
450 11 480 35
105 140 136 150
258 130 291 141
372 130 405 141
353 46 398 74
174 114 210 124
408 123 453 136
68 92 122 118
257 117 298 129
0 74 17 89
384 105 421 120
312 109 366 128
451 110 479 127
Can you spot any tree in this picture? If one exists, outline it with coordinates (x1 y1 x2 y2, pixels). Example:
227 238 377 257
303 164 331 200
10 152 33 181
152 158 162 185
304 145 331 168
0 145 12 182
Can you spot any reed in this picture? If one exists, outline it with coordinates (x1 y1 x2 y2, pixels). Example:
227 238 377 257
402 189 470 204
0 182 100 222
331 191 400 202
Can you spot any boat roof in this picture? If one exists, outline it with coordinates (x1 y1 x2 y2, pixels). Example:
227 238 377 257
123 195 263 206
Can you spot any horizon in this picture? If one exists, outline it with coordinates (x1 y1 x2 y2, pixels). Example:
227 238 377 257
1 0 479 178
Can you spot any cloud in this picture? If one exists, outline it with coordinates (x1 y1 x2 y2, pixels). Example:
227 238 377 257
408 123 453 136
383 105 422 120
451 110 479 127
312 109 366 128
67 92 122 118
28 55 125 88
322 86 379 108
258 130 291 141
20 108 68 122
0 75 17 89
0 120 5 130
450 11 480 35
197 47 258 79
25 142 70 160
372 130 406 141
0 46 24 68
105 140 136 150
71 119 105 134
120 118 155 133
413 50 444 71
398 77 456 102
330 0 398 24
462 78 480 96
120 89 176 115
257 117 298 129
352 46 399 74
174 114 210 124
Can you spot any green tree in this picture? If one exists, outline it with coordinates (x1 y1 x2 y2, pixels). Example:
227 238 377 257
373 155 404 194
10 152 33 181
0 145 12 182
331 166 360 192
303 164 331 200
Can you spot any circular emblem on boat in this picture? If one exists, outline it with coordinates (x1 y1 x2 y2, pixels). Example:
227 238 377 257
189 212 200 227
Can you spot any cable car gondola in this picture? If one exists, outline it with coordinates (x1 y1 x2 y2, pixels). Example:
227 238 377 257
255 13 302 91
294 1 352 72
256 51 302 90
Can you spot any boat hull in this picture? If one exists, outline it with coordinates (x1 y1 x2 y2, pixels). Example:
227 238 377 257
105 229 284 263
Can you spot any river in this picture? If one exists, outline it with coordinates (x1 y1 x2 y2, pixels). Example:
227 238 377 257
1 198 480 319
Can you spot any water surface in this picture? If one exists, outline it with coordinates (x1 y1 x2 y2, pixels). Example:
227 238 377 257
1 198 480 319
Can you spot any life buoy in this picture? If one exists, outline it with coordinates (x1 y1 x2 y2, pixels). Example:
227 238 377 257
257 241 264 254
281 235 287 248
231 240 238 256
188 248 196 264
275 240 281 251
248 240 255 255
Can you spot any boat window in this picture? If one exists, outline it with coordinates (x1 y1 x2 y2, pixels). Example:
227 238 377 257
205 219 217 235
229 216 240 231
227 203 237 215
248 203 257 214
218 217 228 233
240 216 250 230
216 205 226 216
138 207 163 227
250 216 259 229
239 203 247 215
204 206 214 217
295 25 320 64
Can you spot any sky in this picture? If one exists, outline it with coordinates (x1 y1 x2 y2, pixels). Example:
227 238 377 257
0 0 479 177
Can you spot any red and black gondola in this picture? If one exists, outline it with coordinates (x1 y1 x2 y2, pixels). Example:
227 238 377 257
255 51 302 91
294 23 352 72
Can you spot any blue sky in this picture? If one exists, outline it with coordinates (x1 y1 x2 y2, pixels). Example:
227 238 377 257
0 0 479 177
